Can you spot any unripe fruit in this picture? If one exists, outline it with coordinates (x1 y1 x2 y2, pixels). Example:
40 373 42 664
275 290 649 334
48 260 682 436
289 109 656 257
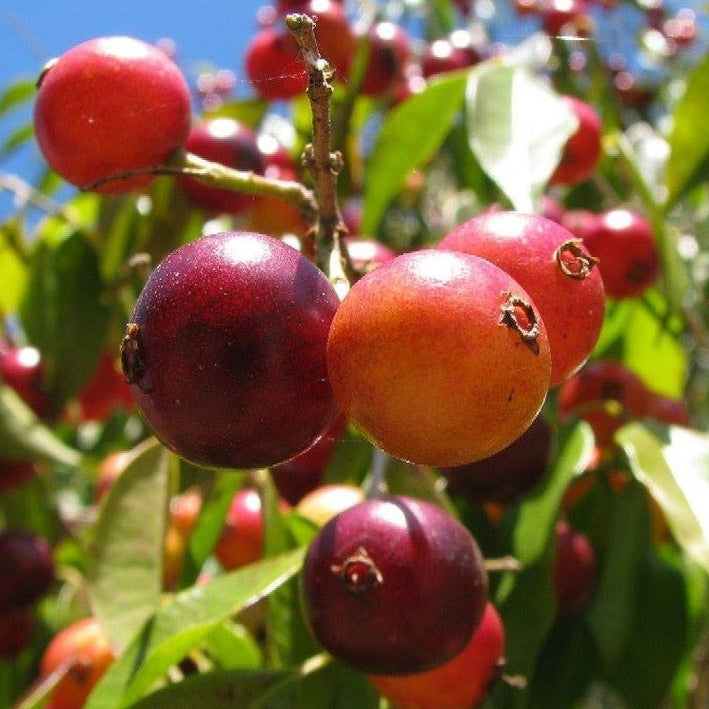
553 520 597 615
180 118 265 215
438 211 605 386
34 36 191 194
94 450 132 502
296 483 365 526
441 414 553 504
370 602 506 709
326 249 551 466
300 495 489 675
122 231 340 469
548 96 602 187
0 529 54 610
40 617 115 709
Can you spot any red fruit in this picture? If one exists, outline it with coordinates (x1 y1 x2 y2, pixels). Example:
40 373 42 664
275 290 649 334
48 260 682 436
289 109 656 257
0 607 36 660
214 488 288 571
300 495 489 675
580 208 660 299
121 231 340 469
170 488 202 534
34 36 191 194
441 414 553 504
438 211 605 386
180 118 265 215
540 0 592 37
549 96 602 187
647 394 690 426
359 22 412 97
0 459 36 492
327 249 551 466
40 617 115 709
553 520 597 614
0 344 50 418
296 483 365 526
245 27 307 100
420 37 479 78
0 529 54 610
346 237 397 274
558 360 652 447
275 0 343 13
301 0 356 81
75 351 134 422
370 602 506 709
94 450 132 502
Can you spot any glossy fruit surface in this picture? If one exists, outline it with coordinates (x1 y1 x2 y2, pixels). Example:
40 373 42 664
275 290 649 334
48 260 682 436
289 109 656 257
421 37 479 77
346 238 397 275
438 211 605 386
74 350 134 422
180 118 265 215
34 36 191 194
122 231 340 469
553 520 597 614
245 27 307 100
0 529 54 610
370 602 505 709
0 607 36 660
296 483 365 526
359 22 412 96
327 249 551 466
40 617 114 709
300 495 489 675
580 208 660 299
441 414 553 504
0 344 50 418
548 96 602 187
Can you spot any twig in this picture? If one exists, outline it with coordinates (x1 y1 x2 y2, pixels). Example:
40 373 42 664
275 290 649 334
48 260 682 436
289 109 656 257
484 556 523 573
0 170 71 220
285 12 356 297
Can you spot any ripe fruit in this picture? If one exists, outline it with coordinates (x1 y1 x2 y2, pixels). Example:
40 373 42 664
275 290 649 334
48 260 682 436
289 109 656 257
73 350 134 422
300 495 489 675
540 0 592 37
420 36 480 78
163 488 202 590
346 238 397 275
214 488 288 571
296 483 365 526
438 211 605 386
441 414 553 504
0 607 36 660
647 394 690 426
121 231 340 469
370 602 506 709
327 249 551 466
0 343 50 418
34 36 191 194
578 208 660 299
94 450 133 502
245 27 306 101
40 617 115 709
548 96 602 187
0 529 54 610
180 118 265 215
359 22 412 97
0 459 36 492
553 520 597 615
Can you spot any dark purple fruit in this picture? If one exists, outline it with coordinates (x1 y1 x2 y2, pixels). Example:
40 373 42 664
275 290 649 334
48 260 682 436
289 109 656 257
0 607 36 659
441 415 553 504
300 495 488 675
122 231 340 469
0 530 54 610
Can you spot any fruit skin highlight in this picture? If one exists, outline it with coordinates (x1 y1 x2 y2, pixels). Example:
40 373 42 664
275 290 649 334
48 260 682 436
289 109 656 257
326 249 551 467
122 231 340 470
34 36 191 194
300 495 489 676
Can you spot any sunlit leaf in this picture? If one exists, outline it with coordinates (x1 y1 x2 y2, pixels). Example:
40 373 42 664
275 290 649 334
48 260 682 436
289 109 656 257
85 547 305 709
202 622 262 670
465 62 576 212
616 422 709 573
362 71 467 234
0 77 35 116
0 220 28 313
0 122 34 158
88 439 170 653
664 53 709 209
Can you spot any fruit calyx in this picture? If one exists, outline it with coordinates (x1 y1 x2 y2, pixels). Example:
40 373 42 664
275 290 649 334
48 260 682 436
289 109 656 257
120 323 144 386
331 546 383 595
499 293 541 355
554 238 599 280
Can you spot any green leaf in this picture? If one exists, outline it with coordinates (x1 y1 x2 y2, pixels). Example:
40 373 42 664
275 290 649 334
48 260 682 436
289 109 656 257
664 53 709 209
513 421 596 566
0 385 81 466
0 122 34 159
586 482 650 668
465 62 577 212
362 71 467 235
20 220 109 409
616 422 709 573
0 78 35 116
85 547 305 709
88 439 170 653
0 220 28 313
203 621 262 670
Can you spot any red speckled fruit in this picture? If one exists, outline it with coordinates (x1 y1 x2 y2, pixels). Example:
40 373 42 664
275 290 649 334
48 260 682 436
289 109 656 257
548 96 602 187
245 27 307 100
327 249 551 466
370 602 506 709
438 211 605 386
300 495 489 675
180 118 265 215
121 231 340 469
553 520 597 615
34 36 191 194
0 529 54 611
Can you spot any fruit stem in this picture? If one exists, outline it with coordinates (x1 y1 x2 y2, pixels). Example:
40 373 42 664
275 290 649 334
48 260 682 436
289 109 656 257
285 13 356 297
